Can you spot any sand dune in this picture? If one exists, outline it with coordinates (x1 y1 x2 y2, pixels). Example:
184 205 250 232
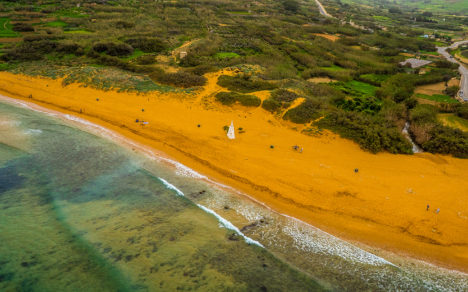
0 71 467 272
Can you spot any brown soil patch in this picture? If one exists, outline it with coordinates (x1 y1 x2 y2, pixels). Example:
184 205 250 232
313 33 340 42
448 78 460 87
307 77 336 83
415 82 446 95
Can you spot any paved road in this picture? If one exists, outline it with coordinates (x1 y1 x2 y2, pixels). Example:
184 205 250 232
315 0 333 18
437 40 468 102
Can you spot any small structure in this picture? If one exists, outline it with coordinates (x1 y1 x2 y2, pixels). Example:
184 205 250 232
179 51 187 59
399 58 432 69
227 121 235 139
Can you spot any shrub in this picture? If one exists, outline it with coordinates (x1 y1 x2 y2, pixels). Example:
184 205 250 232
317 111 413 154
13 23 34 32
262 89 299 113
283 98 323 124
445 85 459 97
217 75 277 93
377 73 415 103
92 42 134 57
410 104 437 125
137 55 156 65
215 92 261 107
456 104 468 119
262 98 282 112
151 71 207 88
422 125 468 158
271 89 298 103
125 38 166 53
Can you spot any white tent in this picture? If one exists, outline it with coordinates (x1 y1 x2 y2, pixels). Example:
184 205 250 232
227 121 235 139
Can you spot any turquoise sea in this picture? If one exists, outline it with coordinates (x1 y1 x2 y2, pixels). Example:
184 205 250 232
0 97 467 291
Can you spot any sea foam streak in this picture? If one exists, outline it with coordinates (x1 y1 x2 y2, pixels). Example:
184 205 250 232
158 177 264 247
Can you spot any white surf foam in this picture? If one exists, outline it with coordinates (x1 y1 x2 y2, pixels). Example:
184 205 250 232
24 129 42 135
158 177 263 247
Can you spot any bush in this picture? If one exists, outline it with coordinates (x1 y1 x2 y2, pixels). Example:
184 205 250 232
217 75 277 93
456 104 468 119
13 23 34 32
125 38 166 53
317 111 413 154
1 40 57 61
445 85 459 97
283 98 323 124
377 74 415 103
410 104 438 125
151 71 207 88
422 125 468 158
215 92 261 107
271 89 298 102
262 98 282 112
137 55 156 65
92 42 134 57
262 89 299 113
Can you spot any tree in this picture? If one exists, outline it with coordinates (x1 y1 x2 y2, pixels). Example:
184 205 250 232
282 0 299 13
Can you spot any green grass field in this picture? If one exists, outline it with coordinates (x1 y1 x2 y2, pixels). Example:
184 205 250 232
415 93 459 104
321 65 346 71
359 74 389 85
331 80 377 97
0 18 19 38
123 49 145 60
215 52 240 59
64 30 92 34
46 20 67 27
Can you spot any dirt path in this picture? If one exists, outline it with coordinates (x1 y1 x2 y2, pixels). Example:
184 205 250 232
315 0 333 18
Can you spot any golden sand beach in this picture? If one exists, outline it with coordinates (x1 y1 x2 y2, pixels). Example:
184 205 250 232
1 71 467 272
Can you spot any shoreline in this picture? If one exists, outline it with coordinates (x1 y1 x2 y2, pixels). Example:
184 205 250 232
1 71 467 273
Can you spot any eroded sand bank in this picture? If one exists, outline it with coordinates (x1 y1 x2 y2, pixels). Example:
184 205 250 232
1 71 467 272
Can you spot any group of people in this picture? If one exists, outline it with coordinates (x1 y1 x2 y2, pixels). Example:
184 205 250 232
292 145 303 153
426 204 440 214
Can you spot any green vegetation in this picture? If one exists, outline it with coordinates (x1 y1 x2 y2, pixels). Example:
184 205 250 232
0 0 465 158
215 52 240 59
317 110 413 154
0 18 19 37
359 74 390 86
215 91 261 107
330 80 377 97
409 104 468 158
262 89 299 113
283 99 324 123
217 75 277 93
415 93 458 104
46 20 67 27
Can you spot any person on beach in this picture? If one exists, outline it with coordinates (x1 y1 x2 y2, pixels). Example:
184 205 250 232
436 208 440 214
426 204 430 211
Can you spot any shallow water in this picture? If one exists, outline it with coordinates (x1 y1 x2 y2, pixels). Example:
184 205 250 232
0 99 467 291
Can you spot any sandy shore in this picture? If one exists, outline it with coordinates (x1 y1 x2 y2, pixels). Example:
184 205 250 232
1 71 467 272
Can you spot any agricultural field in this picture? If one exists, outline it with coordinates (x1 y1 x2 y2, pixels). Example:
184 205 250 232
0 17 18 38
438 113 468 132
415 93 459 104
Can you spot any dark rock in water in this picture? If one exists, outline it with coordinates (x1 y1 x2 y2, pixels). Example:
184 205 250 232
0 166 25 194
228 233 240 241
240 222 259 232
